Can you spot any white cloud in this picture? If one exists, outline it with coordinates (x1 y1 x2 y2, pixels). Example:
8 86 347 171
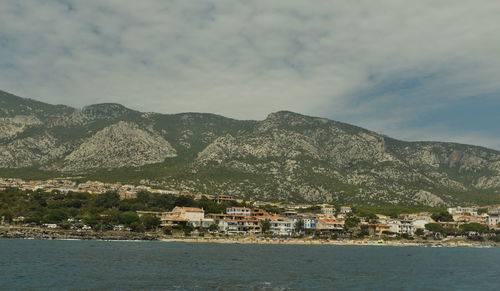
0 0 499 149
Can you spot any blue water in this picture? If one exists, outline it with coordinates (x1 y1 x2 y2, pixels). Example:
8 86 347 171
0 239 499 290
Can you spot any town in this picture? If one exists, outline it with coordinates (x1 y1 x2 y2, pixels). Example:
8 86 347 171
0 177 499 245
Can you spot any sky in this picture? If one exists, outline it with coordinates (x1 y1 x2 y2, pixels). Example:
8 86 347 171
1 0 499 150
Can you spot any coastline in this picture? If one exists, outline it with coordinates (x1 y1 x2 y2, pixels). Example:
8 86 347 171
1 226 497 247
160 237 498 247
0 226 158 241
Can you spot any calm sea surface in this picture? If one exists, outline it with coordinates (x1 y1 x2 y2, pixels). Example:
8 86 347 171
0 239 499 290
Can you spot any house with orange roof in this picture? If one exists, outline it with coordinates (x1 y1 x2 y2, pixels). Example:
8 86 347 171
251 209 267 217
367 223 391 236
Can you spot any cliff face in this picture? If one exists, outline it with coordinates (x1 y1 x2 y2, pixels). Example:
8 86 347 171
1 89 499 205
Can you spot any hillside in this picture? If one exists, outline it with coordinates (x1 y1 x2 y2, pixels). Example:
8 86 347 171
1 89 499 206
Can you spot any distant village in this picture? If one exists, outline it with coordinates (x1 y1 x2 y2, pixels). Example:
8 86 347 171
1 178 499 239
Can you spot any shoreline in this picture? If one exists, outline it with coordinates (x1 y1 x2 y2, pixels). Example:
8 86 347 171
1 226 497 247
160 237 497 247
0 226 158 241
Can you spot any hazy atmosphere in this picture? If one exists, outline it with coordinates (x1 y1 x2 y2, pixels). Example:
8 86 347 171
1 0 499 149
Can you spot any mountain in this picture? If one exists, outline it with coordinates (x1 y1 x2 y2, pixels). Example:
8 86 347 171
1 89 499 206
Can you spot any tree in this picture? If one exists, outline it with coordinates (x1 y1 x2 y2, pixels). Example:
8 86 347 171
174 196 196 207
344 217 360 229
260 219 271 234
59 221 71 230
208 223 219 233
365 213 379 223
294 219 305 234
179 222 194 236
120 212 140 226
83 213 101 229
477 208 488 215
140 215 160 231
44 209 68 223
0 210 14 223
93 192 120 209
425 223 444 233
459 223 488 234
415 229 425 236
359 224 369 237
431 211 453 222
131 221 145 232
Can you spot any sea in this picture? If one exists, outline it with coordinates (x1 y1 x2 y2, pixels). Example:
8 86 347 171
0 239 498 290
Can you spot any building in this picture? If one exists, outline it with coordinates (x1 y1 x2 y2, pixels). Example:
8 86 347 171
452 214 488 224
251 209 267 217
160 207 213 228
219 218 261 235
321 205 336 218
375 214 391 224
411 219 432 230
227 207 252 216
208 213 261 234
487 207 500 228
388 220 416 236
289 215 317 230
447 207 478 216
367 223 391 236
136 211 165 218
340 206 352 214
268 216 294 235
214 195 236 204
283 210 298 217
172 207 205 221
316 218 345 231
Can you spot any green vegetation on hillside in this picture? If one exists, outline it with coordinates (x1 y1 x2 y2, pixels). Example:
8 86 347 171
0 188 245 231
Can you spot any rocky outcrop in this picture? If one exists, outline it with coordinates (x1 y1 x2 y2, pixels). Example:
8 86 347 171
0 133 69 168
413 190 446 207
61 121 177 171
0 115 42 139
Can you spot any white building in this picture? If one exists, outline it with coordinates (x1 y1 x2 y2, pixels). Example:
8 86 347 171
226 207 252 216
411 219 431 230
447 207 478 216
340 206 352 214
269 217 294 235
487 213 500 228
389 220 416 236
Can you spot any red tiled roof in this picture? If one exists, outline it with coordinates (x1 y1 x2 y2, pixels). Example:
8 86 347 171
179 207 204 212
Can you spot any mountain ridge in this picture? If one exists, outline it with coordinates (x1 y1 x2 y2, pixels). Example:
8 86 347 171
1 89 499 206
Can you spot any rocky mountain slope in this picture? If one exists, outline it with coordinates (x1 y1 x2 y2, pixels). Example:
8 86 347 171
1 89 499 206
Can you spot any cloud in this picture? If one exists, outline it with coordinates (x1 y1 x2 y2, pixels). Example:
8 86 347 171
0 0 499 149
